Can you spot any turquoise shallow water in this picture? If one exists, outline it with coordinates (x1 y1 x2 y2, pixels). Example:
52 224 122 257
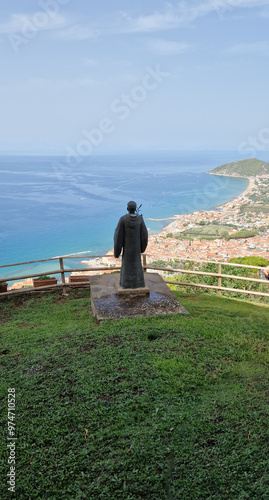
0 150 258 279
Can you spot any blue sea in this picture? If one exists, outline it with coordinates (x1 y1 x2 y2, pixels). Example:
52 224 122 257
1 150 267 280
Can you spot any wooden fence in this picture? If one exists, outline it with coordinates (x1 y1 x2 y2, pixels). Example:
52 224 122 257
146 255 269 298
0 253 269 299
0 254 119 297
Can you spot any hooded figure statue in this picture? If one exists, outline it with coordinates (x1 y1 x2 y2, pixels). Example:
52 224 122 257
114 201 148 288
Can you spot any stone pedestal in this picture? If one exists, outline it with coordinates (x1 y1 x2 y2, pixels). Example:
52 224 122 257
89 272 188 322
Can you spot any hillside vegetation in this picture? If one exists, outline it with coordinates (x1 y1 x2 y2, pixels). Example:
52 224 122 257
174 224 235 241
209 158 269 178
1 289 269 499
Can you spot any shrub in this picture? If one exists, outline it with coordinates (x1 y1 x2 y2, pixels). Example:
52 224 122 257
229 256 269 267
150 260 168 268
227 230 257 239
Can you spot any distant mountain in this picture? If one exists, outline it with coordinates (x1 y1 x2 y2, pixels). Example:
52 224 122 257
209 158 269 178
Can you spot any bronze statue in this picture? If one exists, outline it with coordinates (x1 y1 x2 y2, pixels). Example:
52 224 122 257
114 201 148 288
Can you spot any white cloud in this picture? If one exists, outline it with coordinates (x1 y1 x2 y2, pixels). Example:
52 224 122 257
119 7 185 33
204 0 269 11
56 24 100 40
54 4 207 40
0 13 66 35
227 41 269 55
117 0 269 34
2 0 268 43
147 38 193 55
220 0 269 6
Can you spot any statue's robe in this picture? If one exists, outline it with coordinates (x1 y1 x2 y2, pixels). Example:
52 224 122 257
114 214 148 288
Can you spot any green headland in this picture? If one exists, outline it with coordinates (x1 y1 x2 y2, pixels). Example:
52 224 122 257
209 157 269 178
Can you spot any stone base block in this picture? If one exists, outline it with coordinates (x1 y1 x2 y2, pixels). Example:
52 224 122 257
115 282 150 296
89 272 188 322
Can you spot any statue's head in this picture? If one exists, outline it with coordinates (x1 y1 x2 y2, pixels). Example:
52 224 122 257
127 201 137 214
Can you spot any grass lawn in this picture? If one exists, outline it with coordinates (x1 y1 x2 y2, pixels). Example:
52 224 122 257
0 289 269 499
177 225 235 240
240 204 269 214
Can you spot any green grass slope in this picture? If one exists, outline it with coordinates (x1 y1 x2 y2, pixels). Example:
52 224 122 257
209 158 269 177
1 289 269 499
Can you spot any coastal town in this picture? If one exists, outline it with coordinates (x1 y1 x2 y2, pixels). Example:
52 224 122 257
80 172 269 272
145 174 269 263
6 164 269 291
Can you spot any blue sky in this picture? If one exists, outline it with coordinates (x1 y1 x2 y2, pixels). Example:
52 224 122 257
0 0 269 154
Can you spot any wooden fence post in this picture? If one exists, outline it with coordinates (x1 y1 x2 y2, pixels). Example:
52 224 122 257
218 263 222 296
59 258 67 295
143 254 147 272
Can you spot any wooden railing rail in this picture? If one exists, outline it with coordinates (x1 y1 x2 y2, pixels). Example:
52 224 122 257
0 254 113 269
0 267 121 284
145 254 269 298
0 252 268 299
0 253 265 272
145 253 266 271
164 281 269 298
145 266 268 285
0 253 122 297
